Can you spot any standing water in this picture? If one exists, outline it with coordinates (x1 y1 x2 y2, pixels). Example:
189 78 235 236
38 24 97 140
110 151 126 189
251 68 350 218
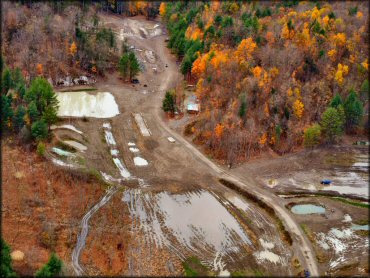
291 204 326 215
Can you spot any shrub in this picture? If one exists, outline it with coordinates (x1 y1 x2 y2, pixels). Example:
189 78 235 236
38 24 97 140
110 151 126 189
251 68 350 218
320 107 344 143
304 124 321 148
37 142 46 157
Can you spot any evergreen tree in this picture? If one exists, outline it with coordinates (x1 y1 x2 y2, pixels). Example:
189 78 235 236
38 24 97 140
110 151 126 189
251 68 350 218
1 95 14 129
1 238 17 277
31 119 48 140
25 77 58 115
118 53 129 80
35 265 52 277
330 93 343 108
42 106 58 128
238 99 247 119
128 52 140 81
162 91 176 114
344 90 364 131
181 55 193 76
28 101 40 122
320 107 344 143
2 68 13 94
14 105 26 131
35 253 62 277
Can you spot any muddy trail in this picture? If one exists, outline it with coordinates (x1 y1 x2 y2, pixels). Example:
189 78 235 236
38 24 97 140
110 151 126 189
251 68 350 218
57 14 320 276
71 185 120 275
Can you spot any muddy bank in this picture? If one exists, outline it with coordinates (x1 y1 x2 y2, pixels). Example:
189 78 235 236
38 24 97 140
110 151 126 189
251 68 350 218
2 141 106 276
285 196 369 276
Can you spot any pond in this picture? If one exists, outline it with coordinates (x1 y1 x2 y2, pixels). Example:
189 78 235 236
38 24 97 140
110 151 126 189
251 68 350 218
351 224 369 231
291 204 326 215
56 91 119 118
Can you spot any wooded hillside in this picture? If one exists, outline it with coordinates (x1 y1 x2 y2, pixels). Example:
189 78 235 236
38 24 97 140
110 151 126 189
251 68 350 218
161 1 368 163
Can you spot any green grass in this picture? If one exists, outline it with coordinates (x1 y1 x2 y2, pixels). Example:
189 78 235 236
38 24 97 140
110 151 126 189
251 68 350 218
182 256 209 277
231 269 265 277
354 219 369 225
300 224 314 242
60 88 97 92
331 197 369 208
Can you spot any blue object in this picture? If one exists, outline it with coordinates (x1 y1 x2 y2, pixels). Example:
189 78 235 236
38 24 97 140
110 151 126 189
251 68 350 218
320 180 332 185
304 269 310 277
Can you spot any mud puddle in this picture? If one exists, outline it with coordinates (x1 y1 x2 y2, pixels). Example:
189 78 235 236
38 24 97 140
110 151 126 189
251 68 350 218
122 188 292 274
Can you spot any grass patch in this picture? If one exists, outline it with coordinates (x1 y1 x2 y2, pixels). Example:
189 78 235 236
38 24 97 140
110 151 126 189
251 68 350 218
60 87 97 92
55 141 77 153
353 219 369 225
331 197 369 208
182 256 210 277
300 224 314 242
231 269 265 276
354 230 369 236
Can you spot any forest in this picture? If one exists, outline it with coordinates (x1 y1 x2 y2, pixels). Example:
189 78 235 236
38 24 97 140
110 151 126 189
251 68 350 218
161 1 368 164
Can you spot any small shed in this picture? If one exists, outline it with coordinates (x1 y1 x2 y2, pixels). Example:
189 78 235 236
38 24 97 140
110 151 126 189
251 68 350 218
186 95 200 113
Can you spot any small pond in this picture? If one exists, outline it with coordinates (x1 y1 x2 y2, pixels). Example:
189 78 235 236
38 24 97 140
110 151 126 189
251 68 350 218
351 224 369 231
291 204 326 215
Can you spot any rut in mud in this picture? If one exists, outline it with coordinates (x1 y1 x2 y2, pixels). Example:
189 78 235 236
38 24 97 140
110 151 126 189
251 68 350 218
71 186 120 275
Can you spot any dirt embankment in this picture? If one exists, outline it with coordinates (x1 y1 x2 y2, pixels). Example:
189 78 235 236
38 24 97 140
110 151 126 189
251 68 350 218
2 140 106 276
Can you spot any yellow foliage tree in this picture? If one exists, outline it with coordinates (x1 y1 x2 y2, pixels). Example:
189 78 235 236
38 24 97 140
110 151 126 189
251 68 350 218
327 49 337 61
332 33 346 46
259 133 267 146
69 41 77 56
293 99 304 119
36 63 43 75
215 123 224 139
235 38 257 65
361 59 368 70
334 63 349 84
252 66 262 79
159 2 166 16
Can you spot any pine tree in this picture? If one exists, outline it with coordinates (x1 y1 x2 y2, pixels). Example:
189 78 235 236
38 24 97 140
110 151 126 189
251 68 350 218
28 101 40 122
31 120 48 140
330 93 343 108
35 253 62 277
344 90 364 131
162 91 176 114
128 52 140 81
1 238 17 277
1 95 13 129
14 105 26 131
